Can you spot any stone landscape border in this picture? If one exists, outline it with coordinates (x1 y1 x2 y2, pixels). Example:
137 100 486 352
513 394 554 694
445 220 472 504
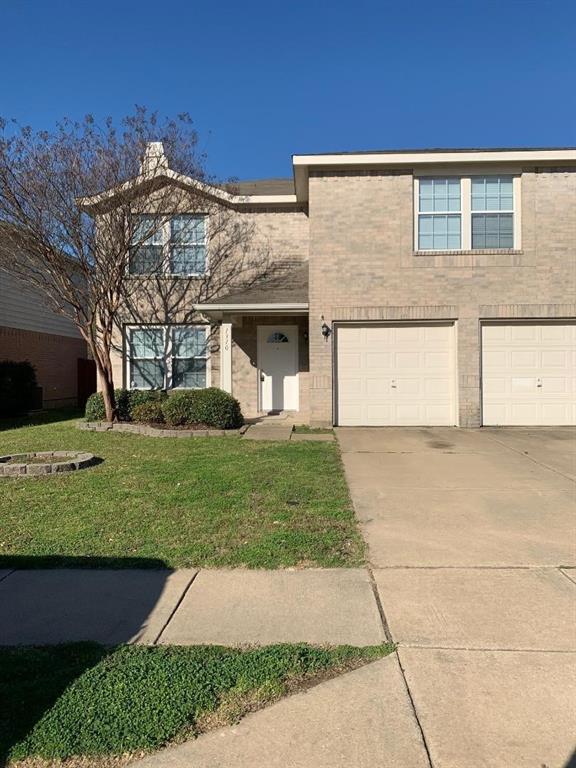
0 451 97 477
79 421 248 438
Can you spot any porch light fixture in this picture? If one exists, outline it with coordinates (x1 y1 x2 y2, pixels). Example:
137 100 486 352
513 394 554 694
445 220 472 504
321 319 332 339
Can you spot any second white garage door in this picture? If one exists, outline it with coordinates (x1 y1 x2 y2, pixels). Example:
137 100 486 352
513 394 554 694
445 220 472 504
482 322 576 425
336 323 457 426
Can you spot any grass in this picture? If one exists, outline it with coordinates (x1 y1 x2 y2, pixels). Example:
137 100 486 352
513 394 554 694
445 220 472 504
2 642 393 765
0 410 364 569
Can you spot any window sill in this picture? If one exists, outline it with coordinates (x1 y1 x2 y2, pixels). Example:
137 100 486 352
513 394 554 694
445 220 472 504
414 249 522 256
126 272 208 279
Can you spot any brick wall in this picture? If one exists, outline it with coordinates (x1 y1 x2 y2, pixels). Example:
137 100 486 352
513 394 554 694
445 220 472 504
308 167 576 427
0 326 88 407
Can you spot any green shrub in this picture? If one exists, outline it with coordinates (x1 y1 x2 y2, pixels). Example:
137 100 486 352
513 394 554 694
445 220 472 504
193 388 244 429
85 389 166 422
0 360 38 417
84 392 107 421
160 391 197 426
161 388 243 429
131 400 165 424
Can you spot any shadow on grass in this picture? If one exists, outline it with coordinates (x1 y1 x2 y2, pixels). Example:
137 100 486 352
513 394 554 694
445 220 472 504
0 555 171 766
0 408 83 432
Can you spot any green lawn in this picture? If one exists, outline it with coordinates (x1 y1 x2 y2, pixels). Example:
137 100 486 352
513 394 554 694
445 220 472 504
0 411 364 569
1 642 393 765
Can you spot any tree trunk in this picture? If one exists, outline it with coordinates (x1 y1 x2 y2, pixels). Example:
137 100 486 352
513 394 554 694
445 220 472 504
100 365 118 422
92 352 117 422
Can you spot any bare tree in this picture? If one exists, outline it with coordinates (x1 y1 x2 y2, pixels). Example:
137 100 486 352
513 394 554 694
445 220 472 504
0 109 272 421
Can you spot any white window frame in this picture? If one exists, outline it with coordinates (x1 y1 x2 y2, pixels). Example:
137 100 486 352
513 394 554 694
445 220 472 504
169 214 209 277
414 174 521 252
129 214 209 277
415 177 462 252
126 324 211 391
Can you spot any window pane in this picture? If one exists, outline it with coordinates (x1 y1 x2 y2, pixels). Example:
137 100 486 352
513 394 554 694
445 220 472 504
130 328 165 358
172 327 207 358
133 215 164 246
131 360 164 389
419 178 460 213
472 176 514 211
129 245 163 274
171 215 206 244
170 245 206 274
173 359 206 389
419 214 461 250
472 213 514 248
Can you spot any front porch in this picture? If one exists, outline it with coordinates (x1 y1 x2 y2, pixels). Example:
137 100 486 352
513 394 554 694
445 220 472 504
196 264 310 421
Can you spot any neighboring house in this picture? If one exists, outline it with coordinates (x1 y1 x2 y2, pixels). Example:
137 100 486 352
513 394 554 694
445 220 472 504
84 145 576 427
0 269 92 408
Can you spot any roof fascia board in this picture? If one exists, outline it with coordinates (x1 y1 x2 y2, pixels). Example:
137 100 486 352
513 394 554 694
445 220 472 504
195 302 309 312
79 169 297 210
292 149 576 201
293 149 576 166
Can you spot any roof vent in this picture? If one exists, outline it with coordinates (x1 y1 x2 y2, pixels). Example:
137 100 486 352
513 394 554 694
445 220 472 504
140 141 169 176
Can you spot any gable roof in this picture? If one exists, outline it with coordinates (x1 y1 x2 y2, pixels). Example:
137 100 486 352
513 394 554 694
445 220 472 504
78 170 297 212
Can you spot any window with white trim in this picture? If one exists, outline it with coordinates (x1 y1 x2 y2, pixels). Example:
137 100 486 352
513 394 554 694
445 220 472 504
415 174 519 251
129 327 165 388
170 215 207 275
130 216 164 274
127 325 210 390
129 214 207 275
471 176 514 249
418 178 461 250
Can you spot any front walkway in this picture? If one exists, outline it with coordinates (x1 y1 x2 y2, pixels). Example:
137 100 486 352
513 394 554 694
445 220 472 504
242 412 334 441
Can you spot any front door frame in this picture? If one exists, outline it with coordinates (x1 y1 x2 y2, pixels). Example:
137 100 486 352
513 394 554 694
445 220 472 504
257 324 299 412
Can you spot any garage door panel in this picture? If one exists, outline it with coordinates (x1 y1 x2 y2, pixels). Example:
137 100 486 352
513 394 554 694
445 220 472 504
482 322 575 426
425 351 451 368
366 352 393 369
336 323 456 426
395 352 420 369
541 350 569 367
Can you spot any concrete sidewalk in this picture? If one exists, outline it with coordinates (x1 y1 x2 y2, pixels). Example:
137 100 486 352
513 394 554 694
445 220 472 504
0 566 384 647
133 654 430 768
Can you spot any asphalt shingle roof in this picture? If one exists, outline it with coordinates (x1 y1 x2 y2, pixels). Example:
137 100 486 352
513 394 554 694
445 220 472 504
211 262 308 305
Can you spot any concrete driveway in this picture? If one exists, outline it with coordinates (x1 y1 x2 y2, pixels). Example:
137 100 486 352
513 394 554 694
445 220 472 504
338 426 576 768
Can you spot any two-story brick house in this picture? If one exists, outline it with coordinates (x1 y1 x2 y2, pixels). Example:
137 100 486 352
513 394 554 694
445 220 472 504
86 146 576 428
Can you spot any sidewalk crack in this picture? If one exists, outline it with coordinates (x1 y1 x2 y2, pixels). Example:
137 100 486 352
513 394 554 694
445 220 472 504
153 570 199 645
366 567 393 644
395 650 435 768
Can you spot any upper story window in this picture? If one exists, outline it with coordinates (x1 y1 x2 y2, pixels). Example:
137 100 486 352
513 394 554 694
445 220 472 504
170 215 207 275
415 175 519 252
418 178 461 250
129 214 207 276
127 325 209 390
471 177 514 249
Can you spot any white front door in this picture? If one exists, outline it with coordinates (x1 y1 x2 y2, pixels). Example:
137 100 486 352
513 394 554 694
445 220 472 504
258 325 299 412
482 322 576 425
336 322 457 426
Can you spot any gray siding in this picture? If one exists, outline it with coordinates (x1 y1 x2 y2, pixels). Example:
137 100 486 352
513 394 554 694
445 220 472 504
0 271 81 338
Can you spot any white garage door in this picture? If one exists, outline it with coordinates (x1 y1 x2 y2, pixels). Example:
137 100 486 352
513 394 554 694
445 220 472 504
482 322 576 426
336 323 457 426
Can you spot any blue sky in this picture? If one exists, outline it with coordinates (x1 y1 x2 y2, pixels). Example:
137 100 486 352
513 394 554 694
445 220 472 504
2 0 575 180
